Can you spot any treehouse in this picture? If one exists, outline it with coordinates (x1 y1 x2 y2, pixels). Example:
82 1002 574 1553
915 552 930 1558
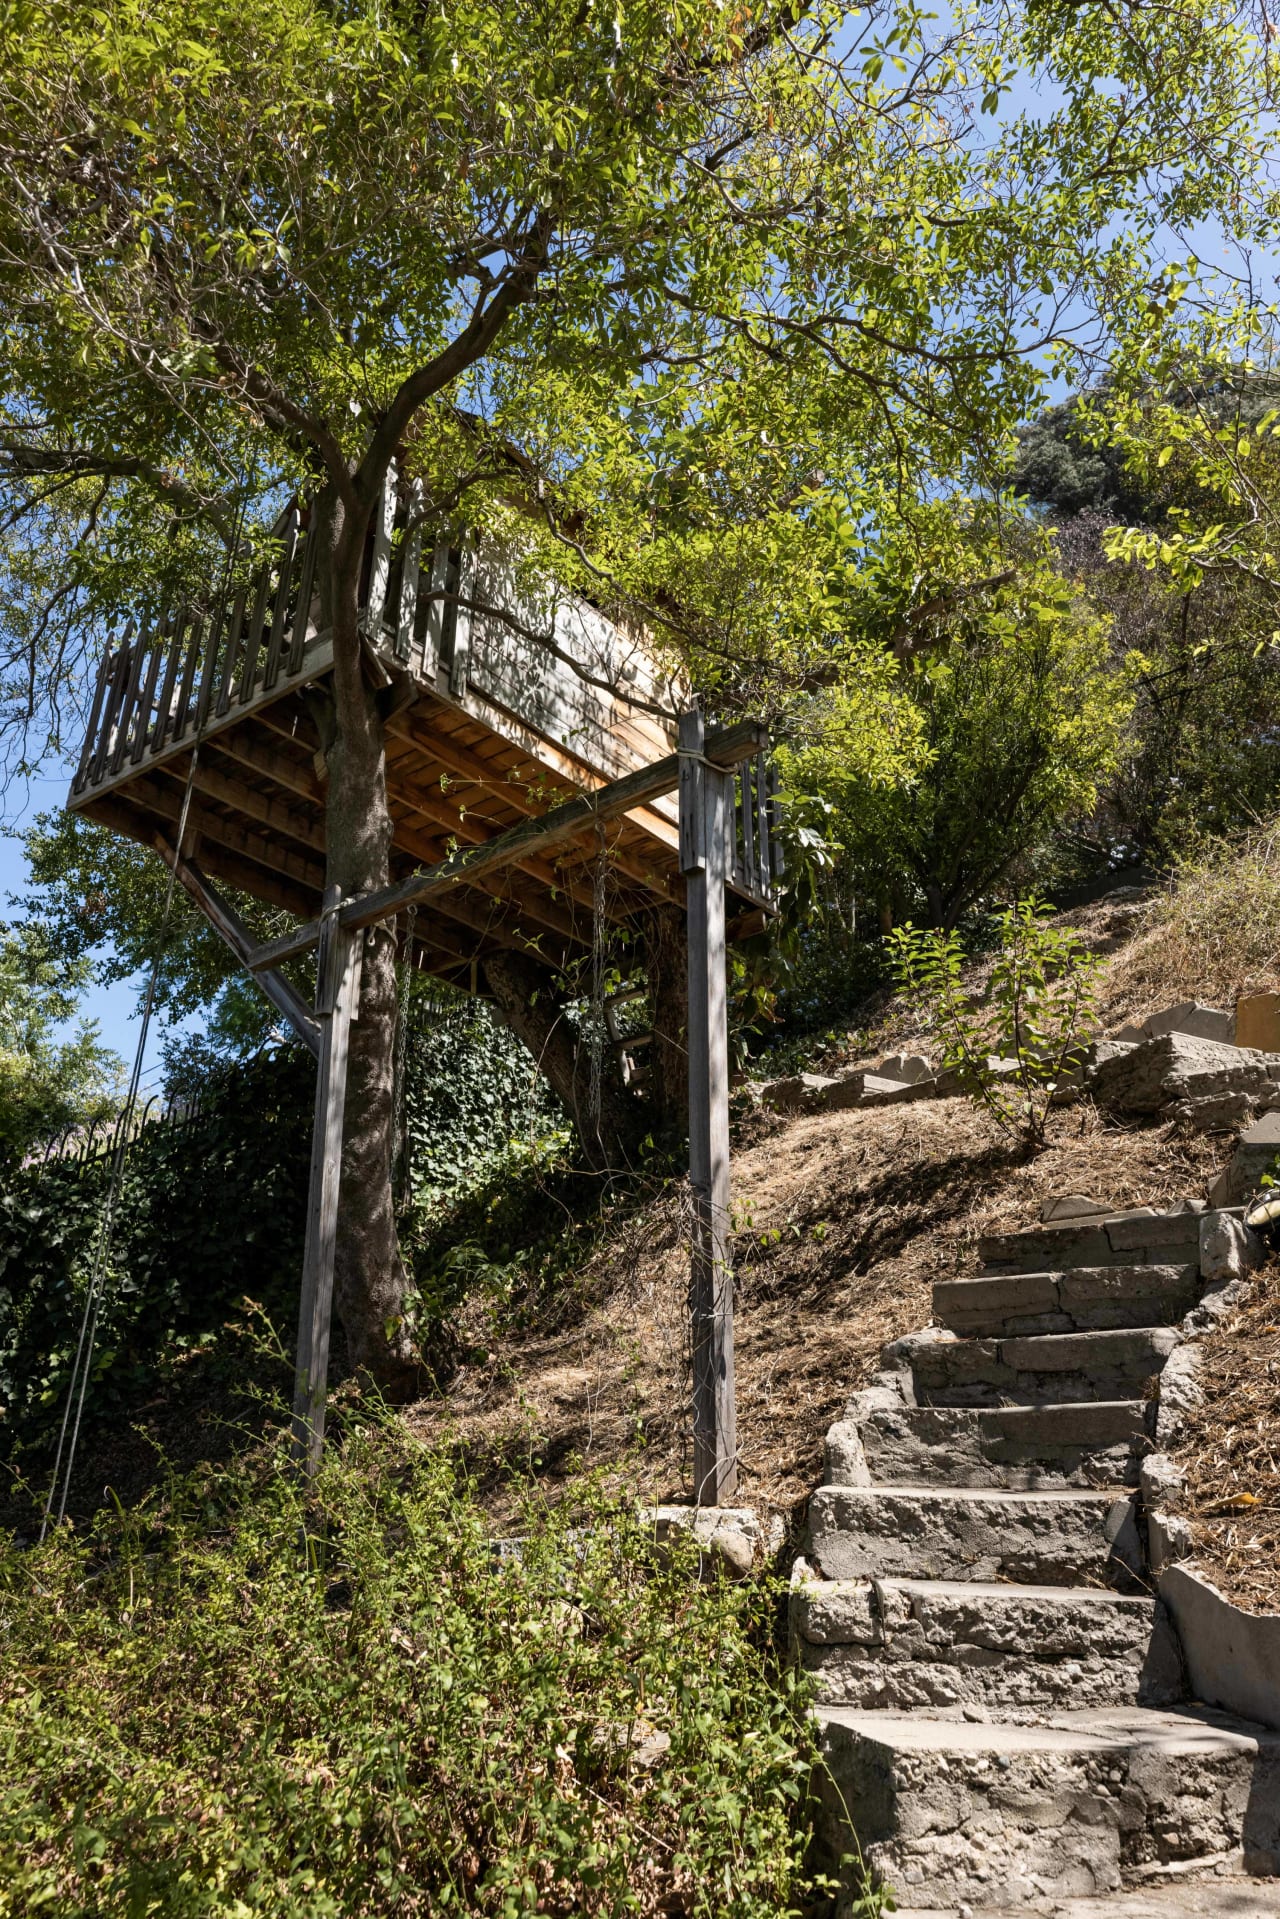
67 469 781 999
65 468 780 1506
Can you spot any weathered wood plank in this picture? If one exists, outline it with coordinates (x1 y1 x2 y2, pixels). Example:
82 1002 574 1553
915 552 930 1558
73 646 113 792
287 514 319 675
239 563 274 707
365 460 396 637
149 608 187 757
78 790 320 919
680 707 736 1507
110 636 148 774
246 720 763 971
396 484 424 666
264 505 299 690
210 726 321 802
155 755 325 854
121 772 327 892
173 614 205 741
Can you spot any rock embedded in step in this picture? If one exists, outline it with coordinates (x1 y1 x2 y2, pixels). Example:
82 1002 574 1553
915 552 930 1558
877 1052 934 1085
824 1418 872 1487
1144 1000 1236 1044
1213 1106 1280 1205
859 1073 925 1106
1198 1209 1264 1287
648 1504 758 1580
759 1071 837 1113
1091 1031 1275 1116
1040 1193 1113 1224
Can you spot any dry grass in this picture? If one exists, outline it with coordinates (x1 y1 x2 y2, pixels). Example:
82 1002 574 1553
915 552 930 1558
1102 822 1280 1028
1171 1257 1280 1616
408 1097 1221 1537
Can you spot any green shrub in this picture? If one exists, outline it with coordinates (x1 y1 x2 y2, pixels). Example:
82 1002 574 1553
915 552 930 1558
0 1418 870 1917
888 899 1101 1150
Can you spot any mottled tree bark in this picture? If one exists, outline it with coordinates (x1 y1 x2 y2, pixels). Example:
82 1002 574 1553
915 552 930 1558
316 484 422 1399
482 946 642 1173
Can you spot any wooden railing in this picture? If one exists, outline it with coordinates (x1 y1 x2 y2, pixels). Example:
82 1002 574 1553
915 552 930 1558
71 496 324 798
729 751 784 911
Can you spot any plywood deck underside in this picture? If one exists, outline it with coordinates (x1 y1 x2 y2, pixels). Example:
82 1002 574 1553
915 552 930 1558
72 668 684 985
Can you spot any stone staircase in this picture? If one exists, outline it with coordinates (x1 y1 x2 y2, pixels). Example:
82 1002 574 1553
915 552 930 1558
793 1202 1280 1914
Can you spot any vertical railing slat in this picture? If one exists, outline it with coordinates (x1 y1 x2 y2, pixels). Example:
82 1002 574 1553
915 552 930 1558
263 504 299 690
449 539 475 695
396 484 423 666
238 556 273 707
130 626 166 763
755 752 771 894
365 461 396 638
173 614 204 741
422 538 449 683
195 601 226 735
110 627 150 774
149 607 187 755
288 512 319 676
91 638 131 784
72 645 113 793
217 587 247 716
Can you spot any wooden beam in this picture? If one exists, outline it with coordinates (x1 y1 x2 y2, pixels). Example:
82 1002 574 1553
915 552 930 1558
210 725 321 802
246 720 763 972
79 792 320 920
292 891 360 1475
385 709 685 898
680 708 737 1507
121 773 326 894
156 755 325 855
152 837 321 1057
386 755 600 911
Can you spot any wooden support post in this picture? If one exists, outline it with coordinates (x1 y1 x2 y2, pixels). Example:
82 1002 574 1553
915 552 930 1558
291 889 361 1476
679 707 737 1507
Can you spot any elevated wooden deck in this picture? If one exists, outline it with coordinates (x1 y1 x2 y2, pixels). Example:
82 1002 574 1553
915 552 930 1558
68 475 779 982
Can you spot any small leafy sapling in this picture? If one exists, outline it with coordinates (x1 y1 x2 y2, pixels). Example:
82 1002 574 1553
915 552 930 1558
887 899 1102 1151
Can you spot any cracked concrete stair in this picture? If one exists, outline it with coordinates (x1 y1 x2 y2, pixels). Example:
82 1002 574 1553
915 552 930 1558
855 1398 1150 1488
890 1324 1181 1407
807 1485 1140 1585
794 1576 1182 1713
801 1201 1280 1910
813 1706 1280 1913
933 1264 1201 1337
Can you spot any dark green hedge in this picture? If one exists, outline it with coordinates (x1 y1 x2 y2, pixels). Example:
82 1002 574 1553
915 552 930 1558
0 1047 314 1459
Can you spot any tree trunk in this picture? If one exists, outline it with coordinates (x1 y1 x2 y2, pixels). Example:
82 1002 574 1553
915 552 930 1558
482 947 641 1173
318 484 422 1399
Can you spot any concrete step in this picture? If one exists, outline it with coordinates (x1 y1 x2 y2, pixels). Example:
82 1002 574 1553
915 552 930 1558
892 1325 1180 1407
896 1887 1280 1919
813 1704 1280 1911
933 1264 1200 1338
978 1208 1210 1276
856 1398 1151 1489
807 1485 1139 1586
792 1574 1183 1714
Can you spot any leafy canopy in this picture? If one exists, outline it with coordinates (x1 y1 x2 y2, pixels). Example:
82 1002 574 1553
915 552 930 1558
0 0 1270 767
